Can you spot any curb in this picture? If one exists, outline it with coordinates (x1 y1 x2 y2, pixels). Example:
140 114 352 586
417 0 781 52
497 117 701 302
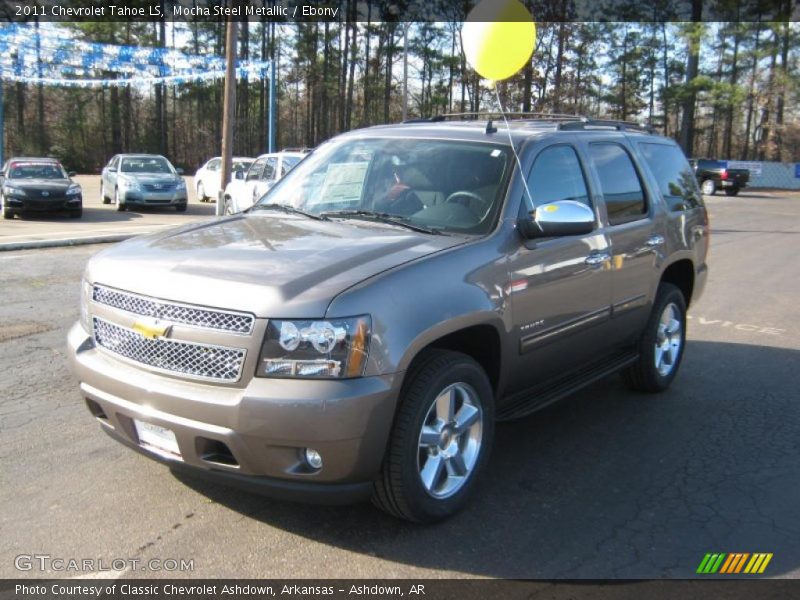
0 233 139 252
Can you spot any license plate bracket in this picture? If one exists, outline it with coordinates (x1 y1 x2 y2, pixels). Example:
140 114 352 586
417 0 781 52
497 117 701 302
133 419 182 459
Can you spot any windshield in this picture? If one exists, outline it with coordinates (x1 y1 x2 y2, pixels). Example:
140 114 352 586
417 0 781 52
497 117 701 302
120 157 174 174
8 161 67 180
255 138 512 234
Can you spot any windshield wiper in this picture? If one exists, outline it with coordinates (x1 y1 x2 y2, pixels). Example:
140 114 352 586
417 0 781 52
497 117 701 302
319 210 445 235
248 203 328 221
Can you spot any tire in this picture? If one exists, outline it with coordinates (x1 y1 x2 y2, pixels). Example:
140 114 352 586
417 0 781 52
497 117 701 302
724 188 740 197
372 349 494 523
700 179 716 196
197 182 207 202
1 194 12 220
0 196 14 219
175 203 187 212
223 197 235 215
101 183 110 204
69 208 82 219
623 283 687 393
114 187 126 212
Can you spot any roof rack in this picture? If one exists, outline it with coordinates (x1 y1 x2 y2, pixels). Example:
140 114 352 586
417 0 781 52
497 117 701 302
404 112 586 124
558 119 655 134
401 113 655 134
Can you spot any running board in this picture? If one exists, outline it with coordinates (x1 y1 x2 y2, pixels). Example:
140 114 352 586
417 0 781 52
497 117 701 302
496 351 639 421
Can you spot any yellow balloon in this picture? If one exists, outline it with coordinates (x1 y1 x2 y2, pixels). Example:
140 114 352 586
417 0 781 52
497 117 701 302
462 0 536 82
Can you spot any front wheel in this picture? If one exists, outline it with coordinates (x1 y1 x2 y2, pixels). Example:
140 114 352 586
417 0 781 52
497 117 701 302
101 183 110 204
175 203 187 212
197 182 207 202
223 197 235 215
372 349 494 523
701 179 716 196
114 188 126 212
623 283 687 393
1 194 13 220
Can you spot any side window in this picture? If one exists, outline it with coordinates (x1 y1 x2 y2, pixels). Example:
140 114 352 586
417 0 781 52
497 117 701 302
281 157 300 176
247 157 268 181
261 157 278 181
524 145 591 213
207 158 221 172
588 143 647 225
638 143 701 211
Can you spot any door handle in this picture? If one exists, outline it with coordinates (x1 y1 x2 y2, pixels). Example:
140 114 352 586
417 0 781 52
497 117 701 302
585 252 611 265
646 235 665 247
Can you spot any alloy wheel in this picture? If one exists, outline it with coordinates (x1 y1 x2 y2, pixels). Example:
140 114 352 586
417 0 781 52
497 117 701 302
417 383 483 499
655 302 682 377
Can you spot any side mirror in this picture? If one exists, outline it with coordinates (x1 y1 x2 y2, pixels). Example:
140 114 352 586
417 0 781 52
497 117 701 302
107 167 117 173
519 200 595 239
235 170 245 180
68 171 77 177
176 167 185 175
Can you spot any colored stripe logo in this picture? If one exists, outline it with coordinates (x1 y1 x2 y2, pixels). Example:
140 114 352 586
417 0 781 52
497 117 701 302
697 553 772 574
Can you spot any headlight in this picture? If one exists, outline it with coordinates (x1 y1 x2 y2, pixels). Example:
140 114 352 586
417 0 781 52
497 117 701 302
119 178 139 190
175 179 186 190
67 184 82 196
3 186 26 197
79 279 92 333
257 316 371 379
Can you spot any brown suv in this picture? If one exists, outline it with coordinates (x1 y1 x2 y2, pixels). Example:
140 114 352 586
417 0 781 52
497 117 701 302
69 115 709 522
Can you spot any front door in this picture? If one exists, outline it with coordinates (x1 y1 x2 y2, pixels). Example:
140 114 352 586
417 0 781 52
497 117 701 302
507 142 613 394
253 157 278 203
241 156 269 211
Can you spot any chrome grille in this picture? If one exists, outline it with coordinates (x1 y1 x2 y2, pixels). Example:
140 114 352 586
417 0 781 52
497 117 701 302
93 318 246 382
92 285 254 334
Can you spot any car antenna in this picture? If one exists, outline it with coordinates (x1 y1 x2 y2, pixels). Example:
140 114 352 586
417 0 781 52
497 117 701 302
485 119 497 134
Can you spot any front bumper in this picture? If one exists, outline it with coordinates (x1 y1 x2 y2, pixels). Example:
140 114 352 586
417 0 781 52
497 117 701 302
5 195 82 212
120 189 187 205
68 323 401 503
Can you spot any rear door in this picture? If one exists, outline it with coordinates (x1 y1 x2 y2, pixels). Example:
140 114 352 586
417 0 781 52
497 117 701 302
582 139 663 347
204 158 222 196
507 141 614 393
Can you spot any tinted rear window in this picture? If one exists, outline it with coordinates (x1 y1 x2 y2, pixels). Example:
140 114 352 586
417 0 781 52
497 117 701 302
639 143 701 211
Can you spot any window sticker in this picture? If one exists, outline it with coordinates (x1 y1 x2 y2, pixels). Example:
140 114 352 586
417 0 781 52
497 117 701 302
320 161 369 203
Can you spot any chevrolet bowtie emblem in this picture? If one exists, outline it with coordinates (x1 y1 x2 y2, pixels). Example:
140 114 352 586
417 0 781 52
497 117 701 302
133 317 172 340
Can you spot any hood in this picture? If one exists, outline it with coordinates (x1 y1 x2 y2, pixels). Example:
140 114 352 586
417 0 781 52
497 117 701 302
7 179 72 192
120 173 181 185
87 214 465 318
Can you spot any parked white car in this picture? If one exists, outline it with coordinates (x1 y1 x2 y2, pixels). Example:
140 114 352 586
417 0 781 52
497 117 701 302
222 151 306 214
194 156 254 202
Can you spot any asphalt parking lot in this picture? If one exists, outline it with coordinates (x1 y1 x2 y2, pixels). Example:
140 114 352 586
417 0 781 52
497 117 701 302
0 190 798 579
0 175 214 248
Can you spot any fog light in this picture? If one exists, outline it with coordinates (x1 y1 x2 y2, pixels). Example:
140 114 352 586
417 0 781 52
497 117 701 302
304 448 323 470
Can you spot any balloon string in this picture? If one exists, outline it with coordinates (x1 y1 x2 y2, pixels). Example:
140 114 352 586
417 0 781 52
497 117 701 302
494 84 541 229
